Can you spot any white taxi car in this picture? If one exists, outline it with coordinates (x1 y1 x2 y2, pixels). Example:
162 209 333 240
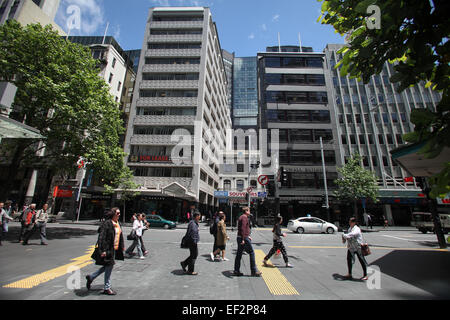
287 217 338 234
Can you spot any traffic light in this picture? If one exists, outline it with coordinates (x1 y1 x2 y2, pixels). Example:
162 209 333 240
267 180 275 197
282 167 289 187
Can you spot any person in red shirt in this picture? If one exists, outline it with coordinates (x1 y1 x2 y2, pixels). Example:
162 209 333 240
22 204 37 245
233 207 262 277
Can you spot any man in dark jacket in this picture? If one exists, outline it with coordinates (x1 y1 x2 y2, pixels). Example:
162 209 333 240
233 207 262 277
181 211 201 275
86 207 124 295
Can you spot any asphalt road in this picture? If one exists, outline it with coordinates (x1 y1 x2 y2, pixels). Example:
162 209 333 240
0 221 449 301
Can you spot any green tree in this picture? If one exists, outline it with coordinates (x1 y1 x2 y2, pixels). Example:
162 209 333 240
0 21 133 198
334 153 379 220
318 0 449 198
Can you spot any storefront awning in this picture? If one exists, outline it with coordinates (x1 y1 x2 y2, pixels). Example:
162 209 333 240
0 116 43 139
162 182 196 200
390 142 450 177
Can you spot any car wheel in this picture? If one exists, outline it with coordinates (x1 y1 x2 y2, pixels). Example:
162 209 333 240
297 227 305 234
326 227 335 234
164 224 169 229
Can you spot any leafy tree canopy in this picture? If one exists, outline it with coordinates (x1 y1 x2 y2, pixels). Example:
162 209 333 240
0 20 133 192
319 0 449 198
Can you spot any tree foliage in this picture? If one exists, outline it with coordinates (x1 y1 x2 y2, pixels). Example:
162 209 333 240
318 0 449 198
0 21 133 194
334 153 379 214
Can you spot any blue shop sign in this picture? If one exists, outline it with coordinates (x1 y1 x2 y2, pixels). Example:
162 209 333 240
214 191 228 198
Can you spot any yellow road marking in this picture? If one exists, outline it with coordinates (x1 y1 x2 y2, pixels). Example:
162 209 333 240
3 246 95 289
288 246 448 252
254 249 299 296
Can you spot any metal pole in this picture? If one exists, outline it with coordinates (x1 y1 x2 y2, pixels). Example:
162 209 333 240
320 137 330 222
76 167 86 222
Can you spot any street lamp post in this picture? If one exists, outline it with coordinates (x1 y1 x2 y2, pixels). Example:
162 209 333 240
320 137 331 222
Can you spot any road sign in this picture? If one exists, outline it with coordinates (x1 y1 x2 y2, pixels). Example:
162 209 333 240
258 192 267 198
258 175 269 186
247 187 253 193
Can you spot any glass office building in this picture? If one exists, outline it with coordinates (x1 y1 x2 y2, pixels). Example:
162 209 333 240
232 56 258 128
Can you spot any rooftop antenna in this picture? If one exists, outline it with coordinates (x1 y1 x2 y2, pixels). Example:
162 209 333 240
278 32 281 52
298 32 303 53
102 22 109 44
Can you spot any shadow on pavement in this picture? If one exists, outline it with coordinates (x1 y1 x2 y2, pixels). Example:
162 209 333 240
332 273 364 282
2 226 98 243
171 269 187 276
370 250 450 299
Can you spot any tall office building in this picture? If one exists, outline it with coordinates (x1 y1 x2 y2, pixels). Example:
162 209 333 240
0 0 65 34
233 56 258 129
124 7 231 218
324 43 442 225
221 49 234 112
258 46 340 222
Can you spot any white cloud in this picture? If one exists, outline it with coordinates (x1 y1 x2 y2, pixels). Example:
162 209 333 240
272 14 280 22
261 24 267 31
113 25 121 41
56 0 105 35
248 33 255 40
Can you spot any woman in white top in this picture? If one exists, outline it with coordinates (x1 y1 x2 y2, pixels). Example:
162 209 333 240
125 213 147 259
342 217 368 280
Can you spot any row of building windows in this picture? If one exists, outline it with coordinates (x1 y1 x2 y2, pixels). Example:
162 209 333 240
342 133 403 145
338 113 408 124
279 150 336 165
150 29 202 35
152 15 203 22
265 91 328 104
267 110 330 123
133 126 194 135
136 107 197 116
265 57 323 69
265 74 326 86
131 167 193 177
139 89 198 98
344 155 397 168
279 172 338 189
147 42 202 50
142 73 199 81
145 58 200 65
279 129 334 144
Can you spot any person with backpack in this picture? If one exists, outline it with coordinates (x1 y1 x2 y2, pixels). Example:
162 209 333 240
180 211 201 275
209 211 221 261
263 215 292 268
211 213 229 261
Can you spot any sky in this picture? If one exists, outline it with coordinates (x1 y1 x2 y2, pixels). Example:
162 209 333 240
55 0 345 56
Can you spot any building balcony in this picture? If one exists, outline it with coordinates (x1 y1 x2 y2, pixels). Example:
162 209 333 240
139 80 198 90
136 97 198 107
130 134 191 145
150 21 204 29
133 115 196 126
142 64 200 73
145 49 202 57
147 34 203 43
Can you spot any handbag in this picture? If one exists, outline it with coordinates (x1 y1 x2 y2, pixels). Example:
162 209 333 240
361 243 371 256
180 234 189 249
127 229 137 241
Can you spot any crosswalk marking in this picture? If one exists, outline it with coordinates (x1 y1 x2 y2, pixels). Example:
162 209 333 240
254 249 299 296
3 246 95 289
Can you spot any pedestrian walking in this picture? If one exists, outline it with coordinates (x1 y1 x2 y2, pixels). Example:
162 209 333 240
233 207 262 277
209 211 220 260
22 204 37 245
125 213 147 259
180 211 200 275
86 207 124 295
34 203 50 245
0 201 14 246
211 213 230 261
263 215 292 268
368 214 373 230
18 205 28 243
342 217 368 280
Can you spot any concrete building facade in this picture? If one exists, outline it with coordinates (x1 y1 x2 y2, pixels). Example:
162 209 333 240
123 7 232 218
